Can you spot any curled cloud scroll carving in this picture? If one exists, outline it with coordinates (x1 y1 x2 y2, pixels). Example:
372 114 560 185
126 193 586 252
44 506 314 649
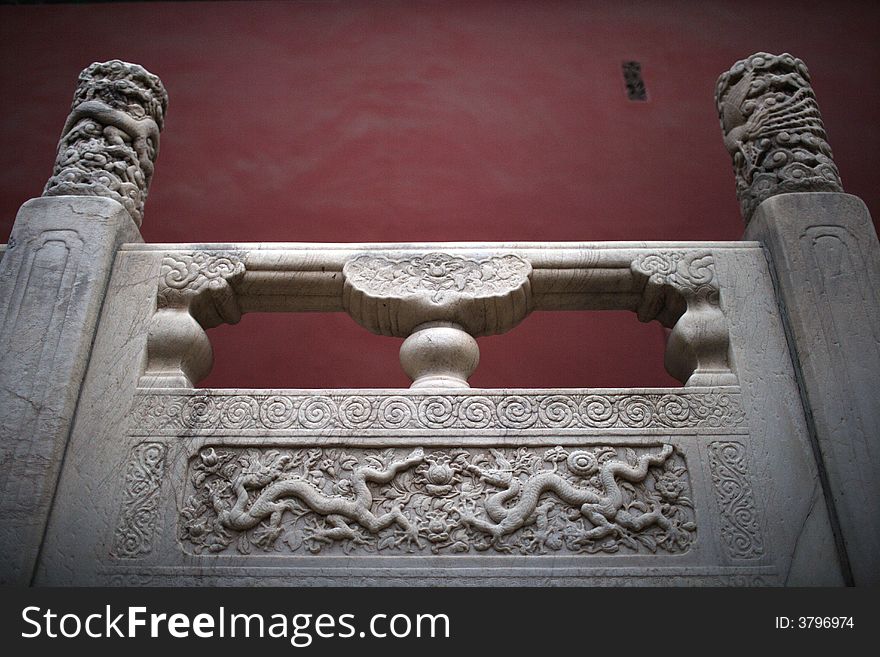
111 442 167 559
157 251 246 314
632 251 718 304
131 390 746 434
708 441 765 559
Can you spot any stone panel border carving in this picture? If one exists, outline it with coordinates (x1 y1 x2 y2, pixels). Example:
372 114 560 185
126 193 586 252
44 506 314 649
99 568 778 587
708 441 765 560
130 389 745 435
111 442 167 559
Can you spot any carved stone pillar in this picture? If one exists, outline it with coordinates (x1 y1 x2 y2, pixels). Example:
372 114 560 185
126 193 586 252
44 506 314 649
43 59 167 227
0 60 166 583
631 251 736 387
716 52 842 223
717 53 880 585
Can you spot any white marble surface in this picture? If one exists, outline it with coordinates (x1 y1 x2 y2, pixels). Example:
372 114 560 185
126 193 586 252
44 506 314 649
0 196 140 584
33 242 842 585
746 192 880 585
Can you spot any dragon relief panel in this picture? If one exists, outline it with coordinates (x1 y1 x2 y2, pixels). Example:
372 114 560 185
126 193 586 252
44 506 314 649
180 444 695 557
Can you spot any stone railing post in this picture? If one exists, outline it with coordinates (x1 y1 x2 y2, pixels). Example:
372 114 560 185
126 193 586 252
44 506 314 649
717 52 880 585
0 60 167 584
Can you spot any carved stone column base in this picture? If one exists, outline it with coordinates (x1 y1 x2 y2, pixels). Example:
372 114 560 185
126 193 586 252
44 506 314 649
399 322 479 388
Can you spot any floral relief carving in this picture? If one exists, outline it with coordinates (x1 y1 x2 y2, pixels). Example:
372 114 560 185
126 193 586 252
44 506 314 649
43 60 168 226
180 444 695 556
131 391 746 434
716 52 842 221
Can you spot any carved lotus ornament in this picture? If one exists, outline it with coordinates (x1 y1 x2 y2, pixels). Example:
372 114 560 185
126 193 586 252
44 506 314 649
342 252 533 336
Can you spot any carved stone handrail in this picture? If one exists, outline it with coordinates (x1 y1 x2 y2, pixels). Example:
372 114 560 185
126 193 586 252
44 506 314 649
136 243 740 389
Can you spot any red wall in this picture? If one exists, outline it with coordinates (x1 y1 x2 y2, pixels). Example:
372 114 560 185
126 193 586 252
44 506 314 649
1 1 878 388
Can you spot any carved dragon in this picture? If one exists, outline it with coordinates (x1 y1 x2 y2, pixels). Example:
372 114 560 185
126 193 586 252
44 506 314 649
208 447 426 549
460 445 676 543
